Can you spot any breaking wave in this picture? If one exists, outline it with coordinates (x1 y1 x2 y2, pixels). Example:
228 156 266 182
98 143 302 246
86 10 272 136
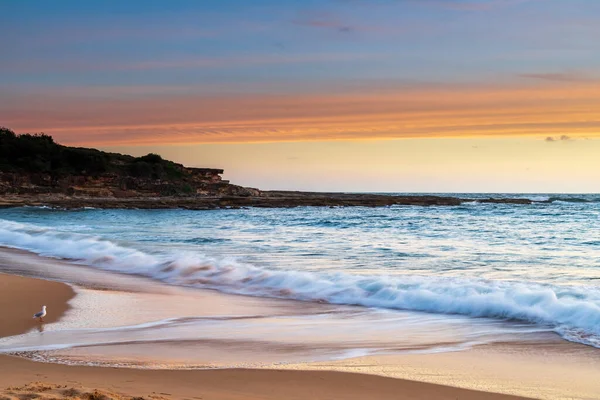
2 218 600 347
535 196 599 204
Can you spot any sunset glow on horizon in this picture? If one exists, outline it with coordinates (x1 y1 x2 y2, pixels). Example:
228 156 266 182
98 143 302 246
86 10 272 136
2 0 599 192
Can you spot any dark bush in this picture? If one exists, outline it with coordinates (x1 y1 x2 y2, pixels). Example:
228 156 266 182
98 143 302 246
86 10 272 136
129 161 154 178
0 127 209 197
137 153 163 163
0 127 111 176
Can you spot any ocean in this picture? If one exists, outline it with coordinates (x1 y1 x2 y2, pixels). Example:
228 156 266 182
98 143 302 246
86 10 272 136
0 193 599 367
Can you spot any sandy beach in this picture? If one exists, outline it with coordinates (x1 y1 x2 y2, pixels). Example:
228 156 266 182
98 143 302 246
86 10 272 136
0 254 536 400
0 243 599 399
4 0 600 397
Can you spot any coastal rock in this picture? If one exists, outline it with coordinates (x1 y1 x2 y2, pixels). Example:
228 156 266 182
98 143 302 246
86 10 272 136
0 192 534 210
0 169 259 199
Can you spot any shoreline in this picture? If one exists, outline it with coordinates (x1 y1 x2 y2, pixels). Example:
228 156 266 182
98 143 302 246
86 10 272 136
0 271 533 400
0 191 533 210
2 248 600 398
0 273 76 339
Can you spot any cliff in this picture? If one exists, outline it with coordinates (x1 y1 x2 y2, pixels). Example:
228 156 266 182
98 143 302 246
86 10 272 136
0 127 258 198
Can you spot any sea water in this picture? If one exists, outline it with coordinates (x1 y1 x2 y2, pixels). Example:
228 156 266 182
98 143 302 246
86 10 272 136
0 193 599 364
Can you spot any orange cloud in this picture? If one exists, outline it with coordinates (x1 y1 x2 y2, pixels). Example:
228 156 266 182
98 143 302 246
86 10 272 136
3 81 600 146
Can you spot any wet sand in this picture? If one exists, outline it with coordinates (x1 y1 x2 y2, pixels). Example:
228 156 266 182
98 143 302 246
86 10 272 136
0 266 531 399
281 341 600 399
0 273 75 338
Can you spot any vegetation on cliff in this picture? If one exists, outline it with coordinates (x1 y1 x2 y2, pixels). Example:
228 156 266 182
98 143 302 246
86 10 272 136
0 126 182 179
0 126 260 197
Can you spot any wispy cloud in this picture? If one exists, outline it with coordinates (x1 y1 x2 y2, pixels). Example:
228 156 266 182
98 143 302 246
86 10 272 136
413 0 537 11
519 71 594 82
4 80 600 146
289 10 413 35
0 53 378 73
545 135 574 142
291 11 357 33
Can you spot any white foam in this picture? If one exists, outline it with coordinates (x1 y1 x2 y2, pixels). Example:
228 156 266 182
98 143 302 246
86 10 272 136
2 218 600 347
528 195 551 202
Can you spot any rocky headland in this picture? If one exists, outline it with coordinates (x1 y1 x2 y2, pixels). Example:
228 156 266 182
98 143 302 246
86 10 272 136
0 127 531 209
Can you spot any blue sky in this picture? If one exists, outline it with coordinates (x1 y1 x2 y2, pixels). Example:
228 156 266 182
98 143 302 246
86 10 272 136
3 0 599 88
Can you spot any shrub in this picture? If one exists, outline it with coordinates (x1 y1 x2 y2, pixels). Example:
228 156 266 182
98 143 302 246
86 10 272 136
136 153 163 164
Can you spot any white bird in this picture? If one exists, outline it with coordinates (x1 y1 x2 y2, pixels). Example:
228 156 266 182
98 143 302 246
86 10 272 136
33 305 47 322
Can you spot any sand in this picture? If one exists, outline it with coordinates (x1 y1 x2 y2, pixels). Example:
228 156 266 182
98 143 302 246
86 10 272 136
279 341 600 399
0 273 75 338
0 271 532 400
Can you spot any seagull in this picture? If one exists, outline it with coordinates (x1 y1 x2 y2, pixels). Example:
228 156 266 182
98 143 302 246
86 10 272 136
33 305 47 322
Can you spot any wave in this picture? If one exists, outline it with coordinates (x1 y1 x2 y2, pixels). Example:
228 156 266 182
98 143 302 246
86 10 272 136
458 195 599 204
181 237 231 244
2 219 600 347
526 196 551 202
535 196 600 204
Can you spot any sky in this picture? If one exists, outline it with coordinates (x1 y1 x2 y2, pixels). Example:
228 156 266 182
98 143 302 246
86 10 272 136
1 0 599 192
